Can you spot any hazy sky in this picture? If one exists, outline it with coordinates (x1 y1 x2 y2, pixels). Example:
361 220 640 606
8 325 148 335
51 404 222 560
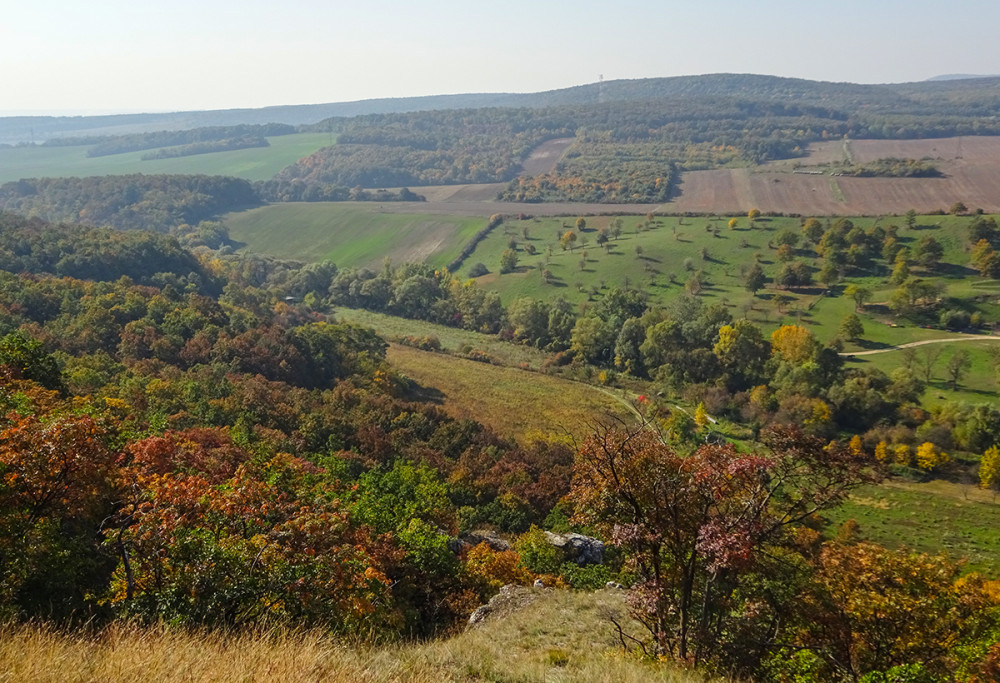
4 0 1000 115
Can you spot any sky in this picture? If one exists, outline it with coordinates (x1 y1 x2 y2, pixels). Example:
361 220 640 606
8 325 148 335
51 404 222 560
3 0 1000 115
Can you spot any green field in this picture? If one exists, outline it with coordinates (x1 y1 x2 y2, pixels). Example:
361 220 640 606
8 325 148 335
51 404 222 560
0 132 333 183
852 343 1000 407
468 214 978 304
336 307 554 369
225 203 485 269
826 480 1000 574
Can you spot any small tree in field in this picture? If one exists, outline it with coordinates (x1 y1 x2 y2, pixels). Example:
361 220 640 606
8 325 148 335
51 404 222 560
500 248 518 274
843 284 872 311
745 263 766 296
839 313 864 342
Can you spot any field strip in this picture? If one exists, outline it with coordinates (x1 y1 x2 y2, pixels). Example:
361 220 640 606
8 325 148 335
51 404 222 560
841 334 1000 356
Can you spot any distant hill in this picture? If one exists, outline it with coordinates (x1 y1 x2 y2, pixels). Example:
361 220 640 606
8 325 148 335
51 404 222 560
7 72 1000 145
926 74 1000 81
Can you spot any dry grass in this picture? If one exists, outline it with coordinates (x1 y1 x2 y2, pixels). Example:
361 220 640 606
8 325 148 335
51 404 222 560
0 590 706 682
388 344 636 441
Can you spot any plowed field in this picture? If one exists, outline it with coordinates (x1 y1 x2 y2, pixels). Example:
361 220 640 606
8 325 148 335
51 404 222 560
668 136 1000 215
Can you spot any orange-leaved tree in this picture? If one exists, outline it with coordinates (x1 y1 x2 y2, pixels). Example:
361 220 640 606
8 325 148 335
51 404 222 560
0 409 117 618
105 431 396 632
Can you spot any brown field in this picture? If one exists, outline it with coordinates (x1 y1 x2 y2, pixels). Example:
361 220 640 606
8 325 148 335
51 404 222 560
376 135 1000 217
519 137 575 176
668 136 1000 215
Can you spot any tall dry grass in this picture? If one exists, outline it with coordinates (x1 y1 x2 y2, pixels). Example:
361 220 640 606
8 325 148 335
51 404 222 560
0 589 708 682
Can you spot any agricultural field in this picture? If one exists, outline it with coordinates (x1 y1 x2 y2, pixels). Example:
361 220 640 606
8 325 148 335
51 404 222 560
0 132 333 183
670 136 1000 215
224 203 485 269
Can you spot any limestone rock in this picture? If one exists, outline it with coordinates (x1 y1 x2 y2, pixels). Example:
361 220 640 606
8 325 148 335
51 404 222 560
543 531 604 565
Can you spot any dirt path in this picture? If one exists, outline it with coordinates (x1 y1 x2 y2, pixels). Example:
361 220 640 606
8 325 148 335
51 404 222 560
841 334 1000 356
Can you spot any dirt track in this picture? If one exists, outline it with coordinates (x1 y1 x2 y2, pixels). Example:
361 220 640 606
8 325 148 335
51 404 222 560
841 334 1000 357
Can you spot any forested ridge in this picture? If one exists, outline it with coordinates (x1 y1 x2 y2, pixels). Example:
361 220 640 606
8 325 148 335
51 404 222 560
3 211 1000 679
0 175 260 233
9 74 1000 208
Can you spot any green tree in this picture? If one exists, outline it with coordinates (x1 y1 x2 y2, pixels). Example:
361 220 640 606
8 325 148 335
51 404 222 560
844 284 873 311
890 259 910 285
945 349 972 389
745 263 767 295
713 319 769 389
500 248 519 274
614 317 648 377
0 332 66 393
570 316 615 364
818 262 841 288
802 218 824 244
839 313 864 341
915 236 944 269
904 209 917 229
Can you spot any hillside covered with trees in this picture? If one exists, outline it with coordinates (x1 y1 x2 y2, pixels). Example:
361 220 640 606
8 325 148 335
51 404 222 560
2 211 1000 680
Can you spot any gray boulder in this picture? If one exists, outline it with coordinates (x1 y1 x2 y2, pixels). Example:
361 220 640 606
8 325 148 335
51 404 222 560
544 531 604 565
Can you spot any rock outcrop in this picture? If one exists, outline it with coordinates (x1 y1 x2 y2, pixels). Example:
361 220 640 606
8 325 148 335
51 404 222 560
544 531 604 565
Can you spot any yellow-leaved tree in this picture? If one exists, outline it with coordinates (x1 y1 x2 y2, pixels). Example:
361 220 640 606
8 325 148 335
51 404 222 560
770 325 819 365
915 442 948 472
980 446 1000 491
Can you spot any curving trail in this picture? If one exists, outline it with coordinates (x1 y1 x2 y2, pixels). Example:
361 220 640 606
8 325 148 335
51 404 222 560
841 334 1000 357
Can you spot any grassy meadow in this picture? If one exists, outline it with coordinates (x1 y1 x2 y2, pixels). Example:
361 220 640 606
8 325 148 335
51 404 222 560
825 479 1000 574
225 203 485 269
387 344 635 441
0 132 333 183
336 307 554 369
0 590 705 683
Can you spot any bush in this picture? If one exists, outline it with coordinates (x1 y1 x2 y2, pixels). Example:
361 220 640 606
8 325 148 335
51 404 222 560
514 526 561 575
468 262 489 277
939 308 971 330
